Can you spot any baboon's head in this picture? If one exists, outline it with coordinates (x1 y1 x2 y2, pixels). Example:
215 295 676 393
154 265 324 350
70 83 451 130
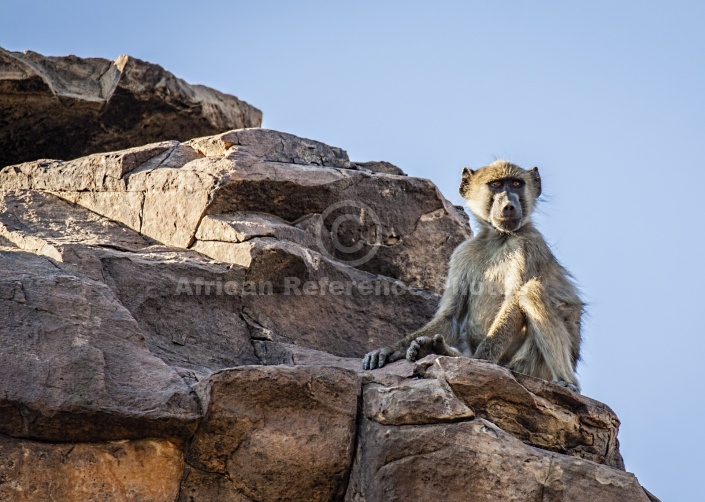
459 161 541 233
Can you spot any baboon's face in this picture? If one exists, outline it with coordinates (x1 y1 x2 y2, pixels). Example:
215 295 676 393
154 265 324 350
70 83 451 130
459 161 541 233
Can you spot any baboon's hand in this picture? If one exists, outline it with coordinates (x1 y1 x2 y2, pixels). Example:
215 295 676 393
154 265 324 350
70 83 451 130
407 334 459 362
406 336 434 362
363 347 396 370
431 333 454 354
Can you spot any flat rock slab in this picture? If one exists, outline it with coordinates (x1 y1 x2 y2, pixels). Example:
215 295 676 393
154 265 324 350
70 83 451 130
0 128 470 291
0 48 262 166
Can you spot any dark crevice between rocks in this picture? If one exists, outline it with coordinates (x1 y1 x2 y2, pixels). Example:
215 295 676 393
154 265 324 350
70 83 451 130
240 311 274 343
181 463 233 482
340 382 365 500
541 454 554 501
93 243 142 253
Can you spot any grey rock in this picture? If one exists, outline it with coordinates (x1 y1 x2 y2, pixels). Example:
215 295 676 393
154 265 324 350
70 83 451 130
354 160 406 175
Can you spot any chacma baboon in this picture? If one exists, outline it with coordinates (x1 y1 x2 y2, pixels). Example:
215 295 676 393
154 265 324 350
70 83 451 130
363 161 584 392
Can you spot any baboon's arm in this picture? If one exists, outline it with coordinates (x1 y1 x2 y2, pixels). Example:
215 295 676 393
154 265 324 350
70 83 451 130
362 258 467 370
517 279 579 389
362 311 459 370
473 293 526 364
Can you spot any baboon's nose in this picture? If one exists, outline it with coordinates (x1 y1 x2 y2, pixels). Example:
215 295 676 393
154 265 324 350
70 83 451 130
502 204 517 217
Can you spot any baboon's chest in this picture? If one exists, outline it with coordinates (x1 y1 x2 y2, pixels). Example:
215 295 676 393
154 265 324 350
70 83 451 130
472 238 525 293
467 239 526 332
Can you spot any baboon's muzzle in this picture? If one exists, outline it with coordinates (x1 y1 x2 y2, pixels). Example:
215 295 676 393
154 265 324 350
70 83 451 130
491 192 523 232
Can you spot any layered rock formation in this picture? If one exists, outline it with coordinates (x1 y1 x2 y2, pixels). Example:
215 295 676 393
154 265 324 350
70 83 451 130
0 48 262 167
0 123 656 500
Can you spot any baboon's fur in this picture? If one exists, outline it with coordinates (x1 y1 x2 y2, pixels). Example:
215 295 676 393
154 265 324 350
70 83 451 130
363 161 583 392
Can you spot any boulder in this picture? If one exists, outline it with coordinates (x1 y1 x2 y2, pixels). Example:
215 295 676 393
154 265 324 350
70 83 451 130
181 365 359 502
343 355 651 501
0 47 262 166
419 356 625 469
0 249 200 442
345 418 650 502
0 435 183 502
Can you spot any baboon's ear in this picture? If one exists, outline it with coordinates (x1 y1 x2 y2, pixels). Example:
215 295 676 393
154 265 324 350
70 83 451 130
459 167 474 197
529 166 542 197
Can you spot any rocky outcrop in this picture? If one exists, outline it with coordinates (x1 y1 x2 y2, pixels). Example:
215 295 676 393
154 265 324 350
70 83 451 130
0 126 656 500
0 128 469 292
0 48 262 167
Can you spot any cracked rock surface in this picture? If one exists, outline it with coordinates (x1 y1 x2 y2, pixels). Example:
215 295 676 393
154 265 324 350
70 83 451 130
0 47 262 166
0 127 656 501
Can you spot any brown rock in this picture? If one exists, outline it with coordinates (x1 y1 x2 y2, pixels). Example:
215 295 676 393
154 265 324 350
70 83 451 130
419 356 624 468
0 190 260 375
0 189 440 373
195 212 320 248
194 129 470 291
0 435 184 501
0 249 200 442
345 417 650 502
96 248 260 376
239 237 440 357
0 128 470 291
181 365 360 501
0 190 149 251
252 340 416 386
0 48 262 166
363 378 474 425
187 127 350 167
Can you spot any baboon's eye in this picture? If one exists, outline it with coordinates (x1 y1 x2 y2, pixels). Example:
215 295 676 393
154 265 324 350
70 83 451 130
490 180 502 189
511 180 524 188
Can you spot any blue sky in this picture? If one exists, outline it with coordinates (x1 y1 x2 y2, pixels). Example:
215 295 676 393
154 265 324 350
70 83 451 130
4 1 704 499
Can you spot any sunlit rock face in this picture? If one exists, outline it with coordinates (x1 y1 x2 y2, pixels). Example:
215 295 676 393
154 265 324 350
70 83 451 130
0 81 656 501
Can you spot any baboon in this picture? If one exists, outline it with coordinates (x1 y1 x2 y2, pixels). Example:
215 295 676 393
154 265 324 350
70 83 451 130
363 161 584 392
